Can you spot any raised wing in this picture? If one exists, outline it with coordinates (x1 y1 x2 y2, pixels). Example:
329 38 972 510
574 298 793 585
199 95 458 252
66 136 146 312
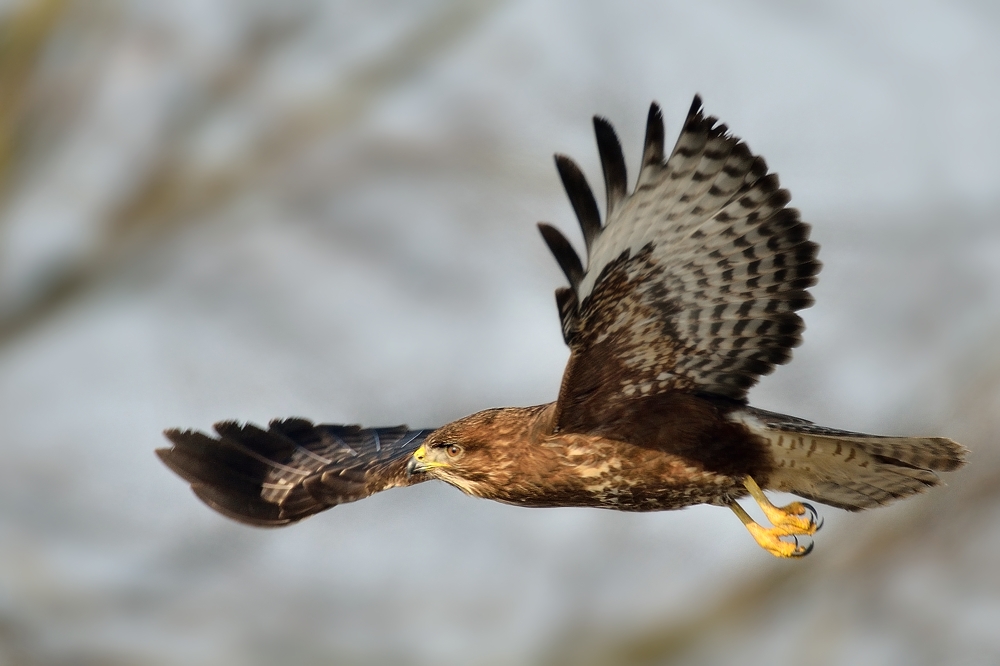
540 97 820 431
157 419 433 526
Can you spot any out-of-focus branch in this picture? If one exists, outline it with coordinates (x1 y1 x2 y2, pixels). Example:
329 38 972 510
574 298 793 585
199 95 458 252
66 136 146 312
0 0 503 348
0 0 68 194
111 0 504 234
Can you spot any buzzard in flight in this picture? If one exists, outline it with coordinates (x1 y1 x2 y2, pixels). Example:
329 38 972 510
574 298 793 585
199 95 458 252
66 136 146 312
158 97 966 558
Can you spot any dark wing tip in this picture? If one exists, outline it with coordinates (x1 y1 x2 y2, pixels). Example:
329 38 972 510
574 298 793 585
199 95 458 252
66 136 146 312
642 101 665 167
155 446 180 476
592 116 628 218
679 94 707 136
212 419 246 435
689 94 704 116
538 222 584 289
157 421 314 526
190 483 291 528
554 154 602 253
268 416 315 430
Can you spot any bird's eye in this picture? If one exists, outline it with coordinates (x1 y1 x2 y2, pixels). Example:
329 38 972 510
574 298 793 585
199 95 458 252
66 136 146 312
445 444 462 458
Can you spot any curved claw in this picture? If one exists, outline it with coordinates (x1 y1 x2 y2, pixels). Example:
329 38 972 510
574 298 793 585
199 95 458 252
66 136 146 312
734 505 816 558
791 536 815 558
766 500 821 537
742 476 822 537
729 494 819 559
799 501 821 532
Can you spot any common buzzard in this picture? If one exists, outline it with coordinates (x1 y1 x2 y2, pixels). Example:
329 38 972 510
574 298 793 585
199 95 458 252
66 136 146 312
158 97 966 558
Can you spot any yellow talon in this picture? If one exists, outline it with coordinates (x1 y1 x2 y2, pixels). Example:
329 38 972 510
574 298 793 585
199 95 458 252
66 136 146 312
743 475 820 536
743 519 813 558
729 501 814 558
729 476 822 558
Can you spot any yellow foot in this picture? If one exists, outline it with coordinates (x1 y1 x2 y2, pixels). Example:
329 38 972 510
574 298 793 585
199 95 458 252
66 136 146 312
743 476 822 537
728 476 824 558
744 519 814 558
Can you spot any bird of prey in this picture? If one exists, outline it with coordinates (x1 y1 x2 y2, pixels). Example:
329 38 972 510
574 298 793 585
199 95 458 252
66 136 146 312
157 96 967 558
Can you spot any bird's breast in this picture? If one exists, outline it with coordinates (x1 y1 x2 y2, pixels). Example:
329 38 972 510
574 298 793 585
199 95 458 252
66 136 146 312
479 434 745 511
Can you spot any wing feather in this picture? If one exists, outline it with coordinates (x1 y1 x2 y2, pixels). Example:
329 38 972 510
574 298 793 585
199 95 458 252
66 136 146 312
639 102 665 175
554 154 603 253
593 116 628 219
537 222 584 290
157 419 433 526
541 97 819 432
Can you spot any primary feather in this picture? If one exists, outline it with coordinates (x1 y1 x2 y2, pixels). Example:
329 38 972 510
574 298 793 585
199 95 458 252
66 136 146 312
157 420 432 526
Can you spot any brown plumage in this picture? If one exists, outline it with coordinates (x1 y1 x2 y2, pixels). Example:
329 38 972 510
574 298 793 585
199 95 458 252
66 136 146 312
157 96 967 557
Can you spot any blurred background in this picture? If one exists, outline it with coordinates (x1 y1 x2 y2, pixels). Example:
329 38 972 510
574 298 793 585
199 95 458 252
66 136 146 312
0 0 997 663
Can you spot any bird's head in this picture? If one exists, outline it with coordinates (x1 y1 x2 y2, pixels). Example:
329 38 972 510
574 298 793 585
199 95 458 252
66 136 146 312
405 407 537 494
405 438 468 476
405 417 487 483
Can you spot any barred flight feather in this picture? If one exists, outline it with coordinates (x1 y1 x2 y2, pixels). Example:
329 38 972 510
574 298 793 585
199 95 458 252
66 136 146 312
547 95 820 405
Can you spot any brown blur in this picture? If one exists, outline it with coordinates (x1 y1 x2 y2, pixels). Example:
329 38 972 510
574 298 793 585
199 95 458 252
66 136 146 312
0 1 997 664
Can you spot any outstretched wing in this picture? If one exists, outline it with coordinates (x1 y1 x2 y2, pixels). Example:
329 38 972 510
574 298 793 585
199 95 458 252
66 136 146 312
540 97 820 432
157 419 433 526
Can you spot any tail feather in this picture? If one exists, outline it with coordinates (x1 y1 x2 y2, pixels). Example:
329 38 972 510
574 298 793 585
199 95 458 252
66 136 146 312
738 408 968 511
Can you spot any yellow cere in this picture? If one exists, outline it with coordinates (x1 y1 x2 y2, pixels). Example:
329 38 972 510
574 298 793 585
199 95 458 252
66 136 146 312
412 445 448 469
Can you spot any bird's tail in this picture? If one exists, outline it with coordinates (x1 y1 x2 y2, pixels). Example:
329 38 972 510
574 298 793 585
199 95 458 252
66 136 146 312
737 408 967 511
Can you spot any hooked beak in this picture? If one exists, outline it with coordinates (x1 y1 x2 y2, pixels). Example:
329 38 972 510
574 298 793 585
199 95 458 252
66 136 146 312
406 444 447 478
